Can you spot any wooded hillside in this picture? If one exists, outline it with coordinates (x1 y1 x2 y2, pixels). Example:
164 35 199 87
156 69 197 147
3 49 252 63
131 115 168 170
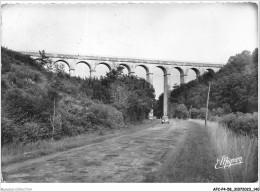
1 47 155 145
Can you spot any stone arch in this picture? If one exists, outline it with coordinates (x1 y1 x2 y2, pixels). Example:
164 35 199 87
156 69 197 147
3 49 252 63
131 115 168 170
135 64 150 74
189 67 201 76
173 67 184 76
75 61 92 78
93 62 112 78
171 67 185 85
206 68 216 73
54 59 70 70
119 63 131 74
135 64 152 83
76 61 92 71
54 59 70 74
96 62 112 71
156 65 168 75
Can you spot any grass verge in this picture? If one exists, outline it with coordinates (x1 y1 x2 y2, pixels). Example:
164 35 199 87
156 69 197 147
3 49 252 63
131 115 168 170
194 119 258 182
145 120 223 182
1 119 160 167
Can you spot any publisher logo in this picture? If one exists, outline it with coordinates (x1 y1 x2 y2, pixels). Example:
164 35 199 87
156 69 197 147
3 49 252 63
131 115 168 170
215 156 243 169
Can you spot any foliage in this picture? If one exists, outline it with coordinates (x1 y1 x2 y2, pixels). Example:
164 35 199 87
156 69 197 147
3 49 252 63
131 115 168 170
170 104 189 119
1 117 19 145
218 112 258 137
1 47 42 71
190 107 207 119
165 48 258 115
1 47 155 146
37 50 52 67
154 93 164 118
79 67 155 122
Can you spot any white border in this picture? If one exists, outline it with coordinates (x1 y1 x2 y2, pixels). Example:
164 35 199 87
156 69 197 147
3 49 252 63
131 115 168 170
0 0 259 4
0 1 259 191
1 183 260 191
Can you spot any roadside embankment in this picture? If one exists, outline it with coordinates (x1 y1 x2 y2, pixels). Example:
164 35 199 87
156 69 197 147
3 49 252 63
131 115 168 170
2 119 160 167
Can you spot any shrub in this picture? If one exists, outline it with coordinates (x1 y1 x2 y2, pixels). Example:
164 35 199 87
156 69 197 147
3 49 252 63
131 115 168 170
20 122 41 143
57 98 124 138
198 107 207 119
88 103 124 129
59 103 90 136
1 56 11 74
219 112 258 137
189 107 207 119
211 107 225 117
1 117 19 145
14 66 42 83
173 104 189 119
3 88 52 124
230 113 258 137
219 113 237 128
190 108 200 119
1 78 11 95
208 115 221 122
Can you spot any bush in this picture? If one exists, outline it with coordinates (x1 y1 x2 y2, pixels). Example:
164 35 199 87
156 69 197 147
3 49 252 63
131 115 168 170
1 78 11 95
211 107 225 117
1 117 52 145
14 66 42 83
173 104 189 119
219 113 237 128
59 103 91 136
20 122 41 143
189 107 207 119
1 56 11 74
190 108 200 119
57 98 125 138
92 103 124 129
199 108 207 119
219 112 258 137
208 115 221 122
3 88 52 124
1 117 19 145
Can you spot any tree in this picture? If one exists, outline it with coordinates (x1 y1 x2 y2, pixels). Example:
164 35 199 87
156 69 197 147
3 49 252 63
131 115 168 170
154 93 163 118
38 50 52 66
173 104 189 119
164 49 258 115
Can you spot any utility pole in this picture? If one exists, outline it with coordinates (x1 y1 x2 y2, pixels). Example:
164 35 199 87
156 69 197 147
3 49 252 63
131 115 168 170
205 81 211 126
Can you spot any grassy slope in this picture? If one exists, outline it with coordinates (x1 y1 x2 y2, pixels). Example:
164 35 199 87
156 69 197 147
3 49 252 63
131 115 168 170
1 48 126 145
147 119 258 183
196 120 258 182
144 120 224 182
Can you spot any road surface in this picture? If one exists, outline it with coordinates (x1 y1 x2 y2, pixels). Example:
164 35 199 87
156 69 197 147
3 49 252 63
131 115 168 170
2 120 189 183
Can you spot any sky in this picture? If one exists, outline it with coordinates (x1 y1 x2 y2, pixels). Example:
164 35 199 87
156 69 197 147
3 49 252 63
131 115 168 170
1 2 258 98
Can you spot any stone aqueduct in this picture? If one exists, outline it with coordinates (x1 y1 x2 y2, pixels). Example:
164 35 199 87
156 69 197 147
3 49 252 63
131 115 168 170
21 51 223 118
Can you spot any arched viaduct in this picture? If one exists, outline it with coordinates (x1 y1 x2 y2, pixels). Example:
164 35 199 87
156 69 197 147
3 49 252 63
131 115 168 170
21 51 223 119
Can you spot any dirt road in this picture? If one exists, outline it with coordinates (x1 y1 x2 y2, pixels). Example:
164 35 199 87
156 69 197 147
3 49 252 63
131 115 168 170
3 120 189 183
